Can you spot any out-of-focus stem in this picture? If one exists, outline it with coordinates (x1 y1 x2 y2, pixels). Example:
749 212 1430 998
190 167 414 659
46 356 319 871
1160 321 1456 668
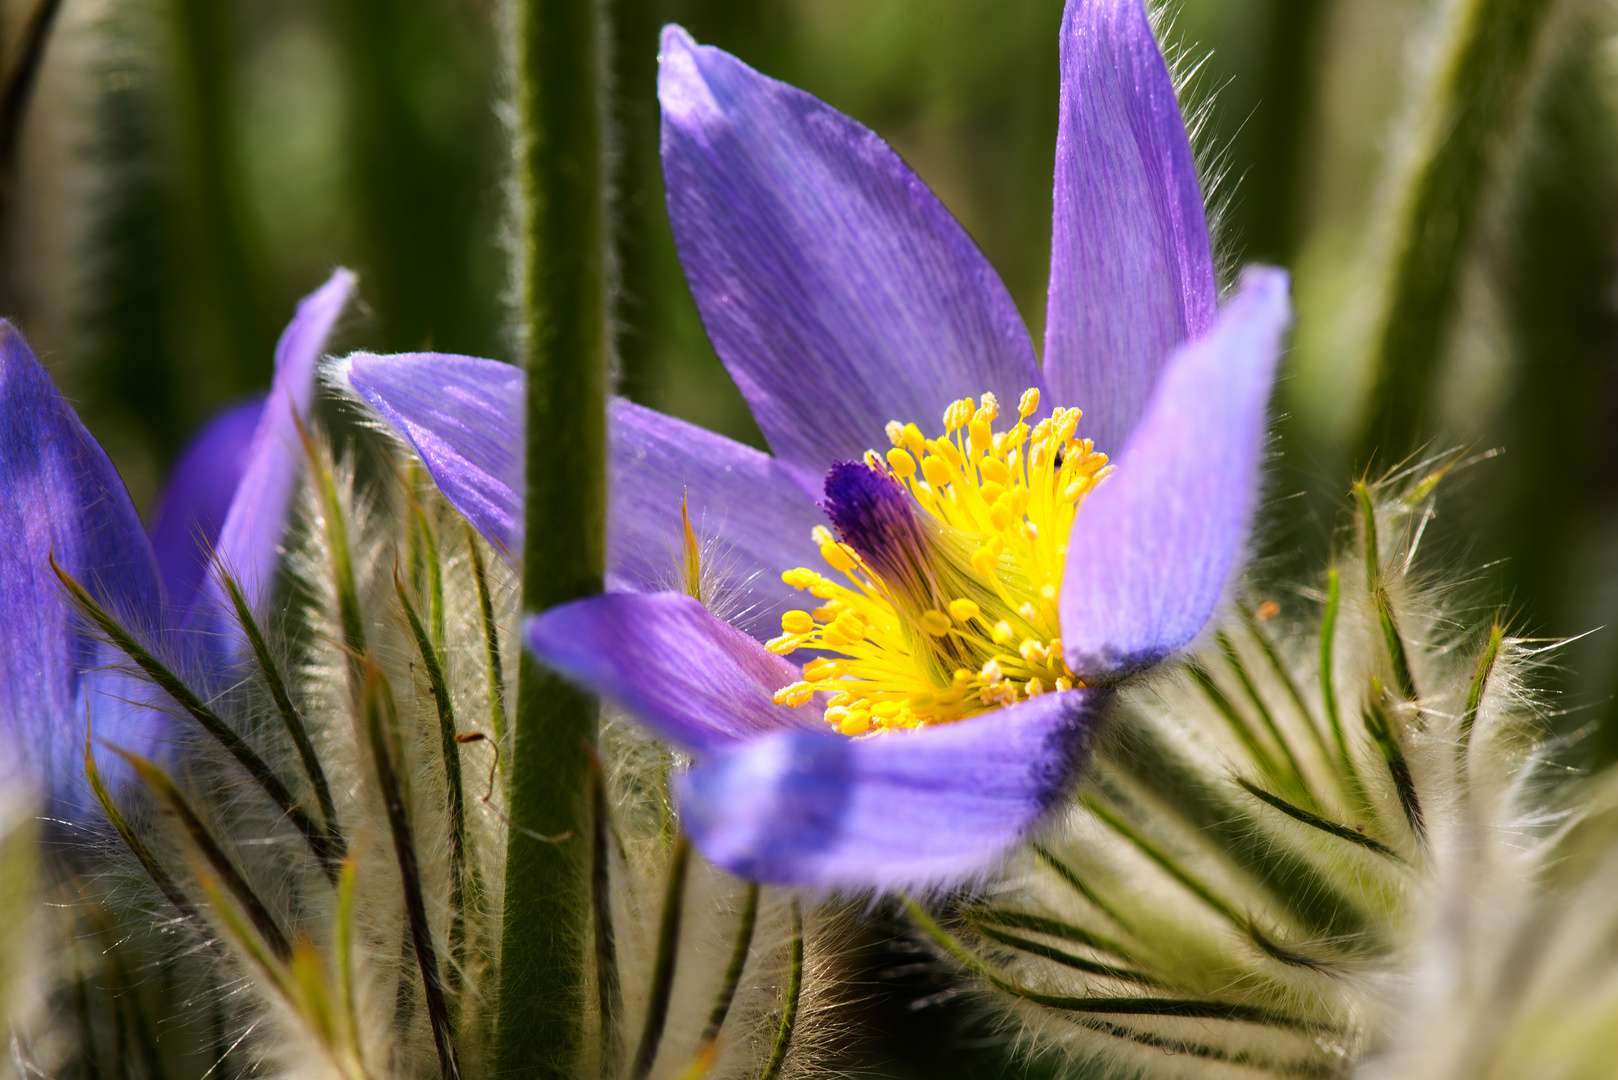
1357 0 1563 465
496 0 610 1074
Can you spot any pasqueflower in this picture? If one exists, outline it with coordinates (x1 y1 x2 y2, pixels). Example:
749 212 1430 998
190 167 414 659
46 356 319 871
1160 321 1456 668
341 0 1290 889
0 270 354 805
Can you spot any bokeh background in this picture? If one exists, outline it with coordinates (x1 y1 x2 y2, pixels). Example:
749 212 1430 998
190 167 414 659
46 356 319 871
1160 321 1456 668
3 0 1618 1067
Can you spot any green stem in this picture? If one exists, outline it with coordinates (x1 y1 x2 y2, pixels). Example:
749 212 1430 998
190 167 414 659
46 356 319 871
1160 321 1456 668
396 572 469 980
465 525 509 754
701 883 759 1045
629 835 691 1080
497 0 610 1073
759 900 804 1080
1319 568 1350 770
1357 0 1564 463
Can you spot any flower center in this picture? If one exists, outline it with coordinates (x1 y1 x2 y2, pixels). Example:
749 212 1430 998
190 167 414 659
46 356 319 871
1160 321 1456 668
767 388 1111 735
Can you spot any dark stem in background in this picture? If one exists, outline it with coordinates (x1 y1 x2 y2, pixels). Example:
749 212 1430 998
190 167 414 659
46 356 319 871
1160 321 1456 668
166 0 275 396
1355 0 1563 468
1482 28 1618 769
1232 0 1333 266
328 0 503 359
497 0 610 1075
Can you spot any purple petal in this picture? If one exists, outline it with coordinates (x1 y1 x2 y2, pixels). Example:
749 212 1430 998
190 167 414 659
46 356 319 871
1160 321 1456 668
610 399 830 636
147 397 265 616
677 689 1104 890
0 324 167 799
1043 0 1217 454
1060 267 1290 682
200 269 356 627
344 353 830 637
524 592 823 753
341 351 523 556
660 25 1042 490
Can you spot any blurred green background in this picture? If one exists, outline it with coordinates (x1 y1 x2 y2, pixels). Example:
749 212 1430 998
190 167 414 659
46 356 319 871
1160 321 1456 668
5 1 1618 1062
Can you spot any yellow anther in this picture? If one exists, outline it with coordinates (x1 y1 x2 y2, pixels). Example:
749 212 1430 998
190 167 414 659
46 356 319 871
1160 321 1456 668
982 682 1018 707
934 440 963 469
1025 677 1046 697
765 635 798 655
885 420 905 447
1055 676 1073 692
968 418 992 453
872 701 902 720
1063 480 1088 503
944 398 974 431
981 481 1006 504
949 598 981 623
887 448 917 477
1019 602 1039 622
782 610 815 635
772 682 815 707
980 458 1011 485
802 657 840 680
840 711 871 736
1020 638 1048 663
782 568 820 590
1019 387 1040 418
980 659 1004 684
811 525 834 546
1040 584 1057 602
812 603 840 622
864 449 884 470
1049 637 1063 656
832 612 868 640
978 392 1000 421
988 503 1013 532
920 610 952 636
992 621 1015 644
1005 488 1029 516
901 423 927 455
820 542 856 573
920 455 952 488
971 546 998 576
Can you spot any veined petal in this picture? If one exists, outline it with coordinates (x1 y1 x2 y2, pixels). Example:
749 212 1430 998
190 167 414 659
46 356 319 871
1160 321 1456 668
343 352 829 637
341 351 523 556
0 324 166 795
660 24 1042 489
676 689 1103 890
202 268 356 626
523 592 823 753
1060 267 1290 682
1043 0 1217 454
147 397 265 616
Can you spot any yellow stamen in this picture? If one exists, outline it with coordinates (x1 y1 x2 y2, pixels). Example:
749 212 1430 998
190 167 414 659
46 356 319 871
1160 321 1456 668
771 385 1107 735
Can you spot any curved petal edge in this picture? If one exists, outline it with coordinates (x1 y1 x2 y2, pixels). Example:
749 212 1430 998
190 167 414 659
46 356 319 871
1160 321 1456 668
524 591 823 753
677 688 1106 891
1060 266 1291 683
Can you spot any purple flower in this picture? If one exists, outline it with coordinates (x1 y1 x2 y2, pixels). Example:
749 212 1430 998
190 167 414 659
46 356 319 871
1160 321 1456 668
0 269 355 808
341 0 1291 890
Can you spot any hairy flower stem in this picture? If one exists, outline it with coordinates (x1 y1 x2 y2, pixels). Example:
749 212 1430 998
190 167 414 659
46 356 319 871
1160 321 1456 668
498 0 610 1074
1358 0 1563 463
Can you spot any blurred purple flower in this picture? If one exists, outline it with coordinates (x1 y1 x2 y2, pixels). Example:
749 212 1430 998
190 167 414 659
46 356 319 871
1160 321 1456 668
341 0 1290 889
0 269 354 808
